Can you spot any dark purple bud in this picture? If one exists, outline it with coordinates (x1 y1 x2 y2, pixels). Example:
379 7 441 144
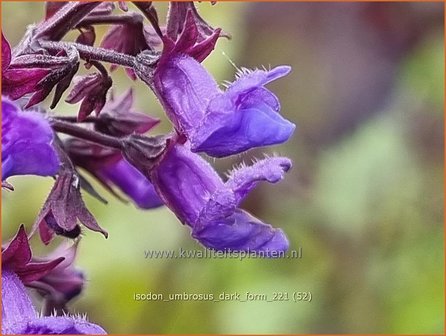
2 33 51 100
133 2 162 38
65 70 112 121
121 134 167 174
162 9 221 63
35 2 101 41
66 138 163 209
34 167 108 245
2 225 64 284
24 46 80 109
95 89 160 137
167 2 229 42
32 242 84 314
100 12 156 80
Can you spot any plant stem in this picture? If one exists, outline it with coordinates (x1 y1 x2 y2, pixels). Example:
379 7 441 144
133 2 163 38
77 12 143 27
39 40 136 67
50 119 123 150
36 2 101 40
53 115 100 123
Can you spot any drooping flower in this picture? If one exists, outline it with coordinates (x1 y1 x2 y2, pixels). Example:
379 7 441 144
2 98 60 181
147 141 291 253
66 138 163 209
34 164 108 245
65 71 112 121
1 34 50 101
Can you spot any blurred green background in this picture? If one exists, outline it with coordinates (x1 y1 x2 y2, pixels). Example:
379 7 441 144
2 2 444 334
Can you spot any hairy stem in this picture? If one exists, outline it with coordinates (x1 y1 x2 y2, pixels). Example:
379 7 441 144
50 119 123 150
77 12 143 27
133 2 163 38
36 2 101 40
39 40 136 67
53 115 100 123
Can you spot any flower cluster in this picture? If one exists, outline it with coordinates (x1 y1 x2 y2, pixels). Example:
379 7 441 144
2 2 295 334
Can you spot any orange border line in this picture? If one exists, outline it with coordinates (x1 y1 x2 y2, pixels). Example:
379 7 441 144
0 1 445 336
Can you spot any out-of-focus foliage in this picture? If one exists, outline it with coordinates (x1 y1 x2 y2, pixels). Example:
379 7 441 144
2 2 444 334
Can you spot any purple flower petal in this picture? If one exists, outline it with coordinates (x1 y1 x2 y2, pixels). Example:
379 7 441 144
2 98 60 180
150 144 228 225
97 157 164 209
2 269 36 331
154 55 219 134
2 269 106 335
66 139 163 209
149 143 290 253
193 209 289 254
190 67 296 157
226 157 292 204
153 55 295 158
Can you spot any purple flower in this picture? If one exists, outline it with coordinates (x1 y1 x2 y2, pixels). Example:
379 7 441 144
152 55 295 158
2 98 60 181
66 139 163 210
1 34 50 101
2 269 106 334
149 142 291 253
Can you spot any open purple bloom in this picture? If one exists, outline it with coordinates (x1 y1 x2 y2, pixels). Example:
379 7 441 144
2 98 60 181
66 139 163 209
152 54 295 158
2 269 106 334
149 142 291 253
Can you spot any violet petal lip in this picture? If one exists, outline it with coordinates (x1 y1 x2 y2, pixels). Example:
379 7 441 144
149 143 291 253
2 269 106 335
1 97 60 181
153 53 295 158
